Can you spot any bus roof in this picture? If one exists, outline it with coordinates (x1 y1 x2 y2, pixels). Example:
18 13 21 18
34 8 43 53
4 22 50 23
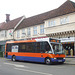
6 40 36 44
6 38 61 44
35 38 49 42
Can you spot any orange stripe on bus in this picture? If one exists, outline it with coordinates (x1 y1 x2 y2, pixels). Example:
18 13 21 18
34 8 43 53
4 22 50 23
6 40 36 44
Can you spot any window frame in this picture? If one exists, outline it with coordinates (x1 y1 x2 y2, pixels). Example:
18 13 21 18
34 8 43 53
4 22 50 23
33 26 37 35
27 28 31 36
21 29 25 37
60 17 69 24
17 30 20 38
40 25 44 34
48 20 56 27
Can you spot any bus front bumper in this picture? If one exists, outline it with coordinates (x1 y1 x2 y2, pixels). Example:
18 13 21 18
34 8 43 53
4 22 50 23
51 58 65 63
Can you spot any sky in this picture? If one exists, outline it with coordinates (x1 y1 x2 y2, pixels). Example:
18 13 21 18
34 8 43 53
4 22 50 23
0 0 75 23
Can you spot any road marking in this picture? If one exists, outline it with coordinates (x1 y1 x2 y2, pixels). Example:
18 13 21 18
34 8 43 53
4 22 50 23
4 62 29 68
14 68 53 75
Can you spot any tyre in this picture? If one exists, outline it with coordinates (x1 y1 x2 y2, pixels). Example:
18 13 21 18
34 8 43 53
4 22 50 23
12 56 16 62
6 53 8 57
45 58 52 65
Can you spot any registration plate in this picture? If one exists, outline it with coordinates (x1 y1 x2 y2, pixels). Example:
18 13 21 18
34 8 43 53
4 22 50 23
58 60 62 62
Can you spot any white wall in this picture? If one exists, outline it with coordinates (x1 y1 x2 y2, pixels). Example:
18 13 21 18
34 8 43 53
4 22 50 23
45 12 75 34
14 24 46 40
0 29 13 41
0 12 75 41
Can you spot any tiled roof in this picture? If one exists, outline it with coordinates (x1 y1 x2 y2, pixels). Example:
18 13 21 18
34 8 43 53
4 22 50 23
0 22 5 26
16 0 75 30
0 22 5 30
0 16 24 30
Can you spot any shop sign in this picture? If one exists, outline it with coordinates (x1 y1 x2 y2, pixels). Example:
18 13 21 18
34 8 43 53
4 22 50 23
60 37 74 42
9 29 13 36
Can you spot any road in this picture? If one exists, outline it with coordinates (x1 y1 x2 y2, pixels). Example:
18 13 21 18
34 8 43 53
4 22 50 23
0 58 75 75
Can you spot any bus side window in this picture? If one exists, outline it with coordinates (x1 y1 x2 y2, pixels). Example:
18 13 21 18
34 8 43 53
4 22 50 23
19 43 26 52
33 42 41 53
45 42 51 53
6 44 12 52
40 42 45 53
25 42 34 53
36 42 40 53
33 42 38 53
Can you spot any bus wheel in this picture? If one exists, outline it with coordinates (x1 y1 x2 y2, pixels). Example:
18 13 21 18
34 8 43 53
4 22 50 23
6 53 8 57
12 56 16 62
45 58 51 65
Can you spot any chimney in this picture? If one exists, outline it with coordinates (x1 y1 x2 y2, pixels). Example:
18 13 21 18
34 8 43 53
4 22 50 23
6 14 10 22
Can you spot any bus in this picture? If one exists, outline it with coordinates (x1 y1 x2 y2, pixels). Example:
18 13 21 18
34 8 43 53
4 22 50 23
5 38 65 64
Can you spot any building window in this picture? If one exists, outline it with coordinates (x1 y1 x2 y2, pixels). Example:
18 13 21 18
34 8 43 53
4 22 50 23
0 30 6 37
17 30 20 38
40 25 44 34
27 28 31 36
21 29 25 37
48 20 55 27
48 21 50 27
60 17 69 24
5 31 7 37
33 26 37 35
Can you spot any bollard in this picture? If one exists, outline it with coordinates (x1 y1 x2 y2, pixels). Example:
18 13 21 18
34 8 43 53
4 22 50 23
70 49 73 56
3 52 4 57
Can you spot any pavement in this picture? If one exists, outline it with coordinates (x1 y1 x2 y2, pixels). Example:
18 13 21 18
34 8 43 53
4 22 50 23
65 58 75 65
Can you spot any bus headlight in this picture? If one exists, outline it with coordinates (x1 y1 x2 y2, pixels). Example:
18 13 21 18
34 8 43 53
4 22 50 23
54 58 56 59
63 58 65 59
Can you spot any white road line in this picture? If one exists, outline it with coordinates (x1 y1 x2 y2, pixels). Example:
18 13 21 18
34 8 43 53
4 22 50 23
4 62 29 68
14 68 53 75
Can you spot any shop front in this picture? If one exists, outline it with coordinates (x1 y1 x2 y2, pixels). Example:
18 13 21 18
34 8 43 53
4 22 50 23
0 41 6 57
62 42 74 56
61 37 75 56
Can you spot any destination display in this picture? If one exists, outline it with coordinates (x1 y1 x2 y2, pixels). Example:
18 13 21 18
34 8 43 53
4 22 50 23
50 39 60 43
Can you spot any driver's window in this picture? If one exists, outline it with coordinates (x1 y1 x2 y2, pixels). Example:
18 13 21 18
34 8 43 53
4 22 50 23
46 44 51 51
55 45 57 50
45 42 52 53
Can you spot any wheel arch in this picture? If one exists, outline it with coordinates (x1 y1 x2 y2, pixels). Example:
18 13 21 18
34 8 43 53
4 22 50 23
12 55 16 61
12 55 15 58
44 57 51 62
44 57 52 64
